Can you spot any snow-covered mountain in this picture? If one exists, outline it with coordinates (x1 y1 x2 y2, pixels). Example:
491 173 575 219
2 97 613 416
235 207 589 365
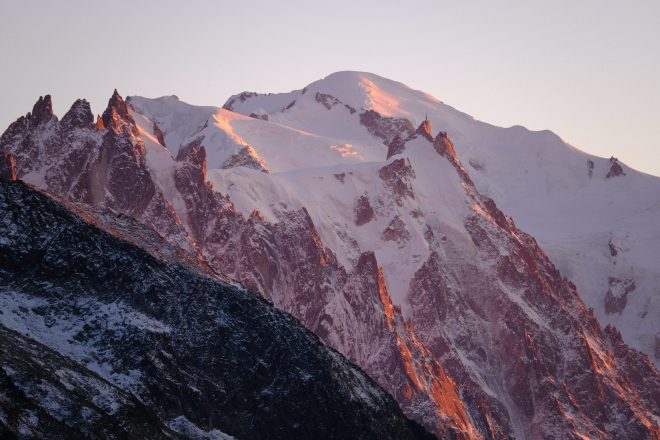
224 71 660 366
1 73 659 439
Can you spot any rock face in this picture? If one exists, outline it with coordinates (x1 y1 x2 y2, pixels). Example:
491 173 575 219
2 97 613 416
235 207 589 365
0 91 192 252
360 109 415 148
355 193 375 225
604 277 636 315
222 145 269 172
0 179 436 440
0 153 15 181
2 90 660 440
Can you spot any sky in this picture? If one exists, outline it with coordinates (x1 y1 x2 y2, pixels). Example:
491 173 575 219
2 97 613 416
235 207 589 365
1 0 659 175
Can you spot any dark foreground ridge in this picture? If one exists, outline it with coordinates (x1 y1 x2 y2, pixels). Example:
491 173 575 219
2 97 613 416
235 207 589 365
0 179 437 440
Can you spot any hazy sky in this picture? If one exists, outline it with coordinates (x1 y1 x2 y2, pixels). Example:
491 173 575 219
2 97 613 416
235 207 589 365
1 0 659 175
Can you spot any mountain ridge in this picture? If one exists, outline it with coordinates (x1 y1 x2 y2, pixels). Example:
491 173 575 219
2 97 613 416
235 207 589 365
1 76 659 439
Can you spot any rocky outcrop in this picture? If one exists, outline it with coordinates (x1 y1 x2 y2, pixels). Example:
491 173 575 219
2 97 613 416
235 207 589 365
222 91 258 111
248 112 269 121
433 131 455 158
386 135 406 159
416 119 434 142
174 139 240 252
222 145 269 172
604 277 636 315
378 158 416 205
606 156 626 178
360 109 415 149
30 95 55 125
311 92 357 114
382 215 410 246
60 99 95 130
355 193 375 225
315 92 341 110
0 153 15 181
0 95 58 177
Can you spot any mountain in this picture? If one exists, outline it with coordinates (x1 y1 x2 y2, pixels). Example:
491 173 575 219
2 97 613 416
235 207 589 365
0 178 435 440
224 71 660 367
1 75 659 439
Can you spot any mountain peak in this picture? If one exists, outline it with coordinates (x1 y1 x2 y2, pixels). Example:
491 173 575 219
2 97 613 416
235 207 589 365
31 94 54 125
61 99 94 129
415 119 433 142
101 89 131 130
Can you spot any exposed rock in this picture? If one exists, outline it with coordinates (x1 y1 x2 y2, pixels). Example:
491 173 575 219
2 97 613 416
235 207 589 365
382 215 410 245
386 135 406 159
222 91 257 111
152 120 167 147
334 172 346 183
608 240 618 257
359 109 415 148
0 95 58 177
60 99 94 130
588 159 595 178
175 139 239 248
0 91 186 247
30 95 55 125
222 145 269 172
315 92 341 110
604 325 660 417
101 89 133 131
248 112 269 121
0 153 15 181
283 100 296 111
433 131 456 159
378 158 415 205
604 277 636 315
606 156 625 178
415 119 433 143
355 193 374 225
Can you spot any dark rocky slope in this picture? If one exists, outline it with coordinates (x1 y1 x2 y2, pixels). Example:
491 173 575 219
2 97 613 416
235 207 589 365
0 179 437 440
0 324 182 439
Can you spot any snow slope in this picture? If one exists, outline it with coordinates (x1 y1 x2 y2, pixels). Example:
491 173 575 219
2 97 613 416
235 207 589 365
207 135 470 310
129 95 386 173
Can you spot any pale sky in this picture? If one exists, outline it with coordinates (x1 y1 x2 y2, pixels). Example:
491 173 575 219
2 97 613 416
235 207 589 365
1 0 659 176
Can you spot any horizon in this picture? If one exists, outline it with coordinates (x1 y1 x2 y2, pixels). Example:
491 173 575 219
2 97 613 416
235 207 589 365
1 0 659 176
